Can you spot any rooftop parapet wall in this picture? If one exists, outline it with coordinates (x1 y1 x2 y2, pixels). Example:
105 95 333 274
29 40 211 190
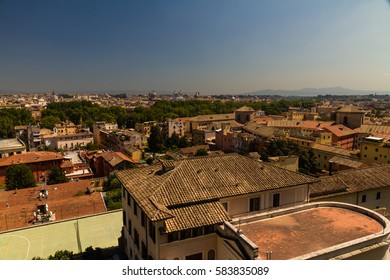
227 202 390 260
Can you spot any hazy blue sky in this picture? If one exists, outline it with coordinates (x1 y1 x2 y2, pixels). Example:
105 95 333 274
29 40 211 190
1 0 390 94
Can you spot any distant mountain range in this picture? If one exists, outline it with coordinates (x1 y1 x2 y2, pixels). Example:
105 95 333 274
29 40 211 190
240 87 389 96
0 87 389 96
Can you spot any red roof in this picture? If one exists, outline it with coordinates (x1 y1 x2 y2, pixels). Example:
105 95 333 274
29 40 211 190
0 152 64 167
324 124 356 137
0 180 106 232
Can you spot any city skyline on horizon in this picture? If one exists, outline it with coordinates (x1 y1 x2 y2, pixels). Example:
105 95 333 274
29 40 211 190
1 0 390 94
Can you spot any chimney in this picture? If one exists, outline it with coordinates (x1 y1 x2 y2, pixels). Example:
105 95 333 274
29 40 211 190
162 161 175 173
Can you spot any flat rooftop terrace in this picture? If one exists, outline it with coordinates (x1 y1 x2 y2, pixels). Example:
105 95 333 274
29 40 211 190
237 205 387 260
0 138 24 150
0 180 106 232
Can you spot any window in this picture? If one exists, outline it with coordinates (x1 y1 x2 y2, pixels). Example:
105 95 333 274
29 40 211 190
148 220 156 243
127 218 132 235
185 253 203 260
180 229 191 240
127 192 131 207
207 249 216 260
364 146 367 150
192 227 202 238
141 211 146 228
141 242 147 259
168 232 179 242
221 202 228 211
249 197 260 212
273 193 280 207
133 201 138 216
134 229 139 250
361 194 367 203
375 157 378 161
376 192 381 200
204 225 215 235
122 210 127 227
375 148 378 152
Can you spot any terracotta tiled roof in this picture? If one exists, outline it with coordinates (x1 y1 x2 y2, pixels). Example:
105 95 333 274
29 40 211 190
328 156 366 169
186 113 235 122
98 152 133 166
337 105 365 113
311 144 354 157
266 120 333 129
324 124 355 137
243 123 275 138
165 201 229 233
0 180 106 231
355 124 390 135
310 164 390 200
117 154 318 229
0 152 63 167
235 106 255 112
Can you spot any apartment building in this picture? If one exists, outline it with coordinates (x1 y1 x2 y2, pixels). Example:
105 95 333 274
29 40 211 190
335 105 366 129
0 138 26 158
116 154 317 260
360 136 390 164
310 164 390 214
323 124 356 150
0 151 64 186
43 121 93 150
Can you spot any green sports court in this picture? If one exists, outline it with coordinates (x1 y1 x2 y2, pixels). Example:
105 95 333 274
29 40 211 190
0 210 122 260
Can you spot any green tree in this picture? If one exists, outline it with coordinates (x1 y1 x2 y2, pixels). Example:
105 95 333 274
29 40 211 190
82 246 104 260
33 250 74 260
5 164 36 190
103 175 123 210
195 148 208 156
47 166 69 185
40 115 61 129
261 139 317 175
85 142 100 151
147 125 165 153
298 150 317 174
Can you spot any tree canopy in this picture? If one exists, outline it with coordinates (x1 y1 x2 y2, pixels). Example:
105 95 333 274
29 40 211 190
5 164 36 190
0 108 35 138
39 99 317 131
195 148 208 156
47 166 69 185
261 139 317 174
32 250 74 260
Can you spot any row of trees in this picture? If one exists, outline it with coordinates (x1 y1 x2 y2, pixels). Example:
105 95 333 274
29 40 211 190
147 127 191 153
0 99 318 139
5 165 68 190
261 139 317 175
0 108 35 138
103 175 124 210
39 99 317 130
32 246 105 260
